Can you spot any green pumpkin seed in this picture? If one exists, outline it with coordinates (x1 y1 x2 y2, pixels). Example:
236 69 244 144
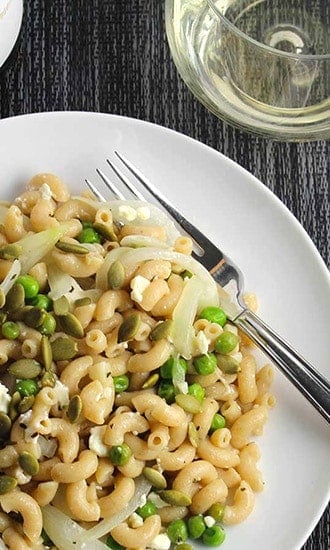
118 313 141 343
175 394 202 414
142 373 159 389
75 297 92 307
93 222 118 242
41 335 53 370
51 336 78 361
59 313 84 339
174 544 194 550
158 490 192 507
5 283 25 312
0 289 6 309
107 260 125 290
8 359 42 379
23 307 46 328
53 296 70 316
217 355 241 374
188 421 199 448
0 475 17 495
0 310 7 324
150 320 173 341
55 241 89 255
10 305 32 321
41 371 56 388
18 395 35 414
0 412 11 438
0 243 22 260
8 391 21 420
142 467 167 490
67 395 82 423
18 451 39 476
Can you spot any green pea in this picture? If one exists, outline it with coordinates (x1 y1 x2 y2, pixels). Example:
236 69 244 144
30 294 53 311
136 499 157 519
38 313 57 335
214 331 239 354
158 380 175 404
16 275 39 299
187 515 206 539
199 306 227 327
207 502 225 522
16 379 39 397
209 413 226 433
113 375 129 394
180 269 193 279
202 525 226 546
81 221 94 229
193 353 217 375
109 443 132 466
188 383 205 403
78 227 101 244
105 535 125 550
2 321 20 340
160 356 187 379
167 519 188 544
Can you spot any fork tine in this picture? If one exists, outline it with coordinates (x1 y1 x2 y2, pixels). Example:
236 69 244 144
85 178 107 202
96 168 126 200
114 151 216 256
106 159 146 202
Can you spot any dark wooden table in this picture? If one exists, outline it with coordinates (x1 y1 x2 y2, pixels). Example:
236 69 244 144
0 1 329 548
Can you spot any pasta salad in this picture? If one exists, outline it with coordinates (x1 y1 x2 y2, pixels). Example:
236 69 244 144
0 174 275 550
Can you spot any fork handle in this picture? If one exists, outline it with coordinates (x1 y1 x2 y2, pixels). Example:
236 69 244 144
236 310 330 423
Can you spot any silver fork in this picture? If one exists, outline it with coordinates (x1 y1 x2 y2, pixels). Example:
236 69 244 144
86 152 330 423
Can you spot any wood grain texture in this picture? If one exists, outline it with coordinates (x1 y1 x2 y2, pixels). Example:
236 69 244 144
0 1 329 548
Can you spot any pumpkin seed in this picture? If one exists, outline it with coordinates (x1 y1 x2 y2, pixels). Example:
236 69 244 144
175 394 202 414
10 305 32 321
51 336 78 361
41 335 53 370
67 395 82 423
59 313 84 339
93 222 118 242
75 297 92 307
8 359 42 379
173 545 194 550
53 296 70 316
5 283 25 311
150 320 173 341
18 451 39 476
217 355 241 374
142 467 167 490
17 395 35 414
118 313 141 343
158 490 192 507
55 241 89 255
0 289 6 309
187 421 199 448
8 391 21 420
107 260 125 290
0 475 17 495
41 371 56 388
142 373 159 389
0 310 7 324
0 243 22 260
0 412 11 438
23 307 46 328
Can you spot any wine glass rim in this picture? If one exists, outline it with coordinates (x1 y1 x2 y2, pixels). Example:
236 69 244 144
207 0 330 60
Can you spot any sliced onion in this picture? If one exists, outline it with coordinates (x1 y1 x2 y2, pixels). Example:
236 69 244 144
119 235 169 249
76 476 152 543
0 259 21 295
172 276 205 359
48 264 101 304
42 505 109 550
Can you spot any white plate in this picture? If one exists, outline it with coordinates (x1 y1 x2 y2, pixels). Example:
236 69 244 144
0 112 329 550
0 0 23 68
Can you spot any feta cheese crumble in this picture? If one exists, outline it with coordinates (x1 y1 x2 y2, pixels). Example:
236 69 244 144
195 330 210 355
130 275 151 303
147 533 171 550
39 183 53 201
118 205 137 222
0 382 11 414
204 515 216 527
136 206 151 220
89 426 109 457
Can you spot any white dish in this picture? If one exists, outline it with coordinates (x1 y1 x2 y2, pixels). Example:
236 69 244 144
0 112 329 550
0 0 23 68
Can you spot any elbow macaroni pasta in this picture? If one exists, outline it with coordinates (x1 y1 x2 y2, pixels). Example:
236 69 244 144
0 175 275 549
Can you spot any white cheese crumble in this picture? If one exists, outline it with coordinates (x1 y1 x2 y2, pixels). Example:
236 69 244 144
36 435 58 458
39 183 53 200
89 426 109 457
195 330 210 355
0 382 11 414
53 380 70 408
129 512 144 528
130 275 151 303
136 206 151 220
204 515 216 527
118 205 137 222
224 323 238 335
147 533 171 550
